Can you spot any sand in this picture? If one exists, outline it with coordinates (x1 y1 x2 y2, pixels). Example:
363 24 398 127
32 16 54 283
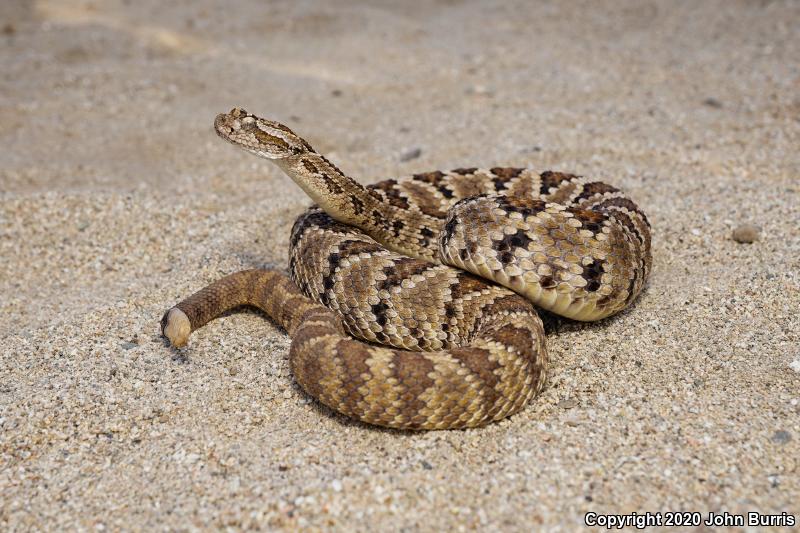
1 0 798 530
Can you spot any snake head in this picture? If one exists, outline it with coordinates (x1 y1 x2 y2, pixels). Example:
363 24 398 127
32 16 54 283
214 108 314 159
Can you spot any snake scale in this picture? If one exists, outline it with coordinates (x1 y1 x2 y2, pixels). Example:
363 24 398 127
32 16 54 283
161 108 652 430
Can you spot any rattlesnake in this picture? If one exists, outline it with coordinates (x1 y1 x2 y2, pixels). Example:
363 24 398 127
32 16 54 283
161 108 651 430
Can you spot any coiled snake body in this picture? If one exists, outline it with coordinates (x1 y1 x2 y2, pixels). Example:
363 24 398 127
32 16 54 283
162 108 651 430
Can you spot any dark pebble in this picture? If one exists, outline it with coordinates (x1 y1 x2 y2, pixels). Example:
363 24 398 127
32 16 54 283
771 430 792 444
400 148 422 161
732 223 760 243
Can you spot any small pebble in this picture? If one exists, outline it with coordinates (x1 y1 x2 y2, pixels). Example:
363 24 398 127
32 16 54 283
703 97 723 108
331 479 343 492
467 85 493 96
557 398 578 409
120 342 138 350
399 148 422 162
732 223 760 243
519 145 542 154
771 430 792 444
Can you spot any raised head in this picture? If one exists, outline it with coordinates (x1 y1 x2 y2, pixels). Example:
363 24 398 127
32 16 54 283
214 108 314 159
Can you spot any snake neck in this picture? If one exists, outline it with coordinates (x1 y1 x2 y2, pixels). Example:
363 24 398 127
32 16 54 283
277 152 442 263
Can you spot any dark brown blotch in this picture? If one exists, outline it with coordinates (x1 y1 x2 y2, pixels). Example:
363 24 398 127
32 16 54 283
490 167 524 179
369 179 410 209
323 173 344 194
336 239 385 259
451 346 502 391
582 259 604 292
253 128 291 150
539 170 579 195
496 196 548 218
321 247 342 304
377 258 432 292
391 219 405 236
489 323 538 361
417 225 434 247
290 342 327 401
625 267 640 306
449 272 490 301
574 181 619 204
571 208 608 234
371 209 392 230
302 159 318 174
437 184 455 199
371 301 390 326
452 167 478 175
592 197 650 249
412 170 446 184
390 351 436 423
539 275 556 289
290 209 337 249
440 213 460 247
351 196 365 216
490 168 523 193
333 340 376 415
320 271 335 305
494 228 533 256
593 197 650 226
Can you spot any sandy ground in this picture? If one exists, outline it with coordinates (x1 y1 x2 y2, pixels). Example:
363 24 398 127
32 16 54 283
1 0 799 530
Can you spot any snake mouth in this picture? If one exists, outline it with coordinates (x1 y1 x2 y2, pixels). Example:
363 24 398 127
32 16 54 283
214 108 248 138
